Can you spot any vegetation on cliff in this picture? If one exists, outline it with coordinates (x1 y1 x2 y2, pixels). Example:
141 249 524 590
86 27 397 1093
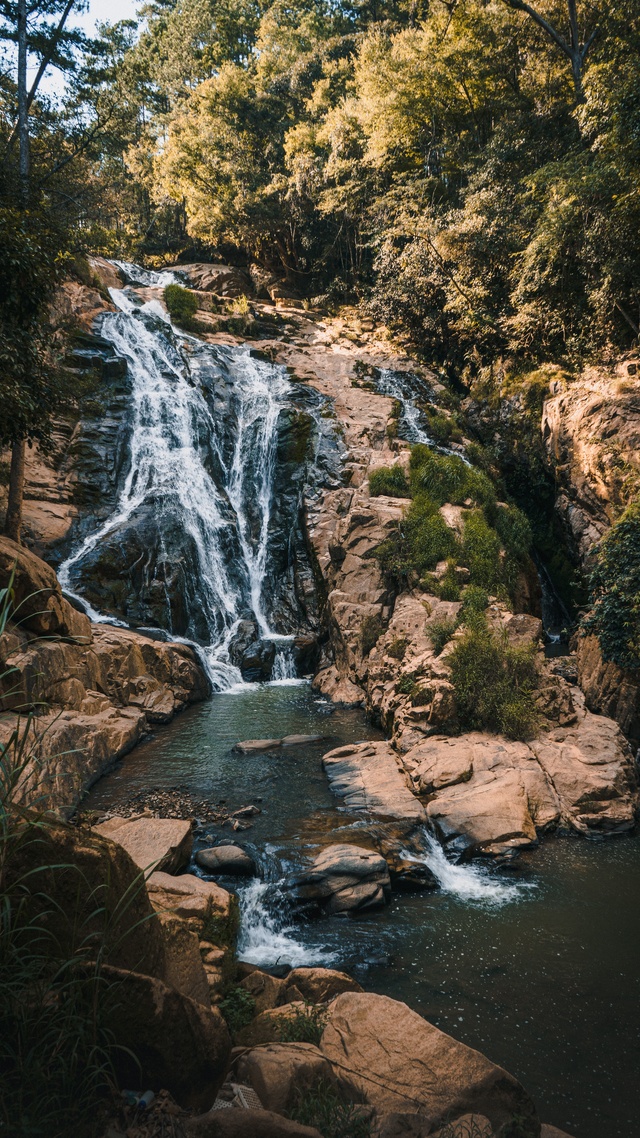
583 500 640 671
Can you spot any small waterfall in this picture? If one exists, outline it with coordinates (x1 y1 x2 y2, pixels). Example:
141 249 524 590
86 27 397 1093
270 638 300 684
376 367 435 445
58 262 304 690
237 878 335 967
406 830 535 907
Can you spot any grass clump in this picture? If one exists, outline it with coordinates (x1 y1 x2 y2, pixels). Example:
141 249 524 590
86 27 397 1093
289 1078 371 1138
449 616 539 740
279 1003 327 1045
163 283 199 329
429 617 458 656
387 636 407 660
219 985 256 1034
460 584 489 617
360 614 384 655
435 561 461 601
409 446 495 508
368 464 409 497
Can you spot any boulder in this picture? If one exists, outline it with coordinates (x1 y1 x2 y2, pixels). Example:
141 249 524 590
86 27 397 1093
176 263 253 297
100 964 231 1110
322 741 426 823
147 870 234 929
281 734 325 746
88 255 125 291
378 1113 494 1138
158 913 211 1005
283 967 363 1004
234 738 282 754
197 845 256 876
540 1127 575 1138
235 1003 312 1048
0 535 91 640
93 815 193 875
320 993 539 1137
235 1042 338 1114
289 844 391 915
577 633 640 745
184 1110 322 1138
426 769 538 858
239 969 287 1014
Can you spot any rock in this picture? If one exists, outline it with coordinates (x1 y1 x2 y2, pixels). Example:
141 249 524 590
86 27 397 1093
234 738 282 753
235 1003 311 1048
159 913 211 1005
312 665 365 707
431 1116 494 1138
88 255 125 291
378 1113 494 1138
289 843 391 915
176 263 254 297
282 967 363 1004
281 734 325 745
540 1126 575 1138
147 870 234 929
196 845 256 875
322 741 426 823
184 1109 323 1138
577 633 640 745
241 638 276 682
0 535 91 640
93 816 193 875
100 964 231 1110
426 769 539 858
239 969 287 1014
320 993 539 1136
235 1042 338 1114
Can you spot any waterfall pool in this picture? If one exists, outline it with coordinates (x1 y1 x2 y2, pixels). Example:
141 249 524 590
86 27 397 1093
84 682 640 1138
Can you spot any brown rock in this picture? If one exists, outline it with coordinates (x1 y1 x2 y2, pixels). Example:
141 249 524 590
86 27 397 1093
0 535 91 640
177 263 253 297
291 843 391 915
577 633 640 745
427 769 538 857
197 845 256 875
234 738 282 753
320 993 539 1136
93 815 193 875
147 871 234 928
322 741 426 823
540 1126 575 1138
184 1109 323 1138
100 964 230 1109
283 967 363 1004
88 255 125 291
235 1003 311 1048
159 913 211 1005
240 969 287 1014
235 1042 337 1114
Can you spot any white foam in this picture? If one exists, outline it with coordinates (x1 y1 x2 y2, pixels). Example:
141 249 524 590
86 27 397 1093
237 879 336 967
405 830 536 908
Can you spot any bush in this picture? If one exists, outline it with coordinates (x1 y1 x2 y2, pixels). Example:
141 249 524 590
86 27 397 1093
409 447 495 509
582 500 640 670
360 614 384 655
494 505 533 560
429 617 458 655
387 637 407 660
460 584 489 616
461 511 503 590
163 283 199 328
369 465 409 497
289 1077 371 1138
219 986 256 1034
436 561 461 601
279 1003 327 1045
449 618 539 740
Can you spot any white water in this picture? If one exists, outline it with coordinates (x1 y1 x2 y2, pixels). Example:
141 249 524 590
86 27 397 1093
407 830 535 908
58 265 297 690
376 367 434 445
237 878 335 967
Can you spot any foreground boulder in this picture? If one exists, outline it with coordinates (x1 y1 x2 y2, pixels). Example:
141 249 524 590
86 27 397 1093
196 844 256 875
290 843 392 915
283 966 363 1003
185 1110 322 1138
235 1042 338 1114
320 993 539 1137
93 815 193 874
100 965 231 1110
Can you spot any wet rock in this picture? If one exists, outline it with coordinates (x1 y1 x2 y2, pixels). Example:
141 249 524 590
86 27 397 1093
100 964 231 1110
196 845 256 875
322 740 426 823
290 843 391 915
235 1042 338 1114
320 992 539 1136
146 871 233 930
234 738 282 754
241 638 276 682
312 666 365 707
184 1109 323 1138
176 263 254 297
229 620 259 666
281 733 324 745
93 816 193 875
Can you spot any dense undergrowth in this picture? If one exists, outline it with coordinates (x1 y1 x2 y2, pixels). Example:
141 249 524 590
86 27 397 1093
583 500 640 671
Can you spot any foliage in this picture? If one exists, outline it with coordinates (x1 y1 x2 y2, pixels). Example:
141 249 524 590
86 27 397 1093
428 617 458 656
278 1002 327 1045
386 637 407 660
434 561 461 601
289 1077 371 1138
360 614 383 656
582 500 640 671
163 283 199 328
449 616 539 740
409 447 495 509
219 985 256 1034
460 584 489 617
368 465 409 498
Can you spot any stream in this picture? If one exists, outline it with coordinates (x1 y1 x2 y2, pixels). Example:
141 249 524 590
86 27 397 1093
70 264 639 1138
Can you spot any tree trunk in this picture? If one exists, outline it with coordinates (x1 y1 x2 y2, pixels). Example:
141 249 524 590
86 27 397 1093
4 441 26 545
17 0 29 203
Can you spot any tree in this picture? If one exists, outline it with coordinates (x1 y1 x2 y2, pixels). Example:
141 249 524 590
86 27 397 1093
500 0 598 100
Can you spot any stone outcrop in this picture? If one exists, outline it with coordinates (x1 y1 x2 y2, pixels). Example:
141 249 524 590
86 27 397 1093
234 1043 338 1115
289 842 392 915
322 740 426 823
196 843 256 875
577 633 640 747
185 1110 323 1138
92 815 193 874
320 992 539 1137
173 263 254 297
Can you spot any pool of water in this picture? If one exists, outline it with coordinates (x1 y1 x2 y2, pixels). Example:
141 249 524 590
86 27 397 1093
85 684 640 1138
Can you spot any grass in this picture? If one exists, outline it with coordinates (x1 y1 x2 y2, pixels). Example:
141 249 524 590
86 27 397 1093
279 1002 327 1046
289 1078 371 1138
219 985 256 1034
368 464 409 497
429 617 458 655
449 615 539 740
163 283 199 329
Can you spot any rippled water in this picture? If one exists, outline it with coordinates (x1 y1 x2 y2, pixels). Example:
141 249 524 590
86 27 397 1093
85 684 640 1138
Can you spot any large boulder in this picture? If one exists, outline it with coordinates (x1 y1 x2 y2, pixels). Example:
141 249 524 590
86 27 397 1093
100 964 230 1110
0 535 91 640
197 844 256 875
158 913 211 1005
320 993 539 1137
283 967 363 1004
235 1003 313 1048
426 769 539 859
577 633 640 745
289 844 391 915
185 1110 322 1138
239 969 287 1014
322 741 426 823
93 815 193 875
235 1042 338 1114
176 263 253 297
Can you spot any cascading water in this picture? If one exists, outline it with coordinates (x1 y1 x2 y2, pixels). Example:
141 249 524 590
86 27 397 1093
58 262 305 690
405 829 535 907
375 367 435 445
237 878 335 967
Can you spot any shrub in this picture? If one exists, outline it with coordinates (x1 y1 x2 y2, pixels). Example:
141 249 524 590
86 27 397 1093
219 986 256 1034
360 614 384 655
494 505 533 560
460 584 489 616
279 1003 327 1045
436 561 461 601
461 511 503 590
449 618 539 740
289 1077 371 1138
582 500 640 670
429 617 458 655
369 465 409 497
163 283 199 328
409 447 495 509
387 637 407 660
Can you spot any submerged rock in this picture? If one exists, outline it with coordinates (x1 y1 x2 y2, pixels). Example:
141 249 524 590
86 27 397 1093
234 738 282 753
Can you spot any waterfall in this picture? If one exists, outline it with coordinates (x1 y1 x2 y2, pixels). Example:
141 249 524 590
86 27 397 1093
405 830 535 907
376 367 435 445
58 263 302 690
237 878 335 967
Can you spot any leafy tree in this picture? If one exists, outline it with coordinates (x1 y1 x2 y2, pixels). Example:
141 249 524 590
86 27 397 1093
583 501 640 671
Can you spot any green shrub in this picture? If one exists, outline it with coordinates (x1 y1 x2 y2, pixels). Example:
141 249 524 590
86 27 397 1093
461 511 503 590
449 618 539 740
429 617 458 655
369 465 409 497
582 500 640 670
460 584 489 616
436 561 461 601
395 673 419 696
289 1077 372 1138
219 986 256 1034
279 1003 327 1045
494 505 533 560
409 447 495 509
163 283 199 328
387 637 407 660
360 614 384 655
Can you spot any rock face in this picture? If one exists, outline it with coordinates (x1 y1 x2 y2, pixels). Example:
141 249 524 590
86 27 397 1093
289 843 392 914
174 263 254 297
577 633 640 747
235 1043 338 1114
320 992 539 1137
322 740 426 823
92 815 193 874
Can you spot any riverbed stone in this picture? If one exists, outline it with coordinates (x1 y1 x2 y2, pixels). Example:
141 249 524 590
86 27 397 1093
282 966 363 1004
147 871 234 927
426 769 538 857
239 969 287 1014
235 1042 338 1114
281 733 325 745
158 912 211 1005
234 738 282 753
320 993 539 1136
290 843 391 914
322 740 426 823
196 844 256 875
93 815 193 875
540 1126 575 1138
234 1002 312 1047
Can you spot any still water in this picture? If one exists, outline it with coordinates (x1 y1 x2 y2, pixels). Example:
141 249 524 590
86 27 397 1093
85 684 640 1138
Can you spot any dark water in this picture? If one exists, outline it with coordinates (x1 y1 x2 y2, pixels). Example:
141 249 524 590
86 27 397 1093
85 684 640 1138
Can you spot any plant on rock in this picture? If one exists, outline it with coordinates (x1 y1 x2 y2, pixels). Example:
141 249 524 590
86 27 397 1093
163 284 199 329
289 1077 371 1138
582 500 640 670
369 465 409 497
449 616 539 740
279 1002 327 1045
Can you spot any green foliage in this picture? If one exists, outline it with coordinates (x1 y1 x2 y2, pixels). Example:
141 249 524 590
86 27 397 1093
461 511 503 591
449 618 539 740
289 1077 372 1138
279 1003 327 1045
435 562 461 601
582 500 640 670
494 505 533 560
163 283 199 328
387 637 407 660
460 584 489 617
409 447 495 509
360 614 383 655
219 985 256 1034
428 617 458 656
368 465 409 497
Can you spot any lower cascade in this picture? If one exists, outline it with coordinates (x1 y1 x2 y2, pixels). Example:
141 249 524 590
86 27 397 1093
58 262 319 689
